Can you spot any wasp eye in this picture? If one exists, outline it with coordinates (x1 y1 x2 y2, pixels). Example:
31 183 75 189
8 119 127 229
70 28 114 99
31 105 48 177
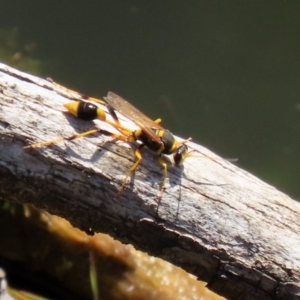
173 144 188 166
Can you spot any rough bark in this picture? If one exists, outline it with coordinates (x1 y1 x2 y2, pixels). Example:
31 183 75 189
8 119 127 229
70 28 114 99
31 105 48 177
0 63 299 300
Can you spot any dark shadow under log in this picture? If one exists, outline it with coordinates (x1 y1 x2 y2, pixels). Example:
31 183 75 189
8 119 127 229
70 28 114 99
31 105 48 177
0 63 299 300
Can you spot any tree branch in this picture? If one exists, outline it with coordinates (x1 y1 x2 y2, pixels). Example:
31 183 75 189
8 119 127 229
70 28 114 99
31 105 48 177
0 63 299 300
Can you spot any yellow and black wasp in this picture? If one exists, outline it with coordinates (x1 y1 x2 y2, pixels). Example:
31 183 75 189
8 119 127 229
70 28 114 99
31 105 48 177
25 81 192 198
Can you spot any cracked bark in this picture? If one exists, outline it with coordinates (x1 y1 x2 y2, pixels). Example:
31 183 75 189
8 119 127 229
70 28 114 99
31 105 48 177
0 63 299 300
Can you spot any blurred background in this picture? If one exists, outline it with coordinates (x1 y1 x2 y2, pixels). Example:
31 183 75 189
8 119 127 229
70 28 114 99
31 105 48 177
1 1 300 200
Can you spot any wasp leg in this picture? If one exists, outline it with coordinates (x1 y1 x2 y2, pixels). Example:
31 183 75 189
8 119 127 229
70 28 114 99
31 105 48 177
107 105 120 125
104 105 135 138
24 129 102 149
24 106 134 149
24 136 70 149
47 78 106 105
117 144 144 196
63 100 131 138
157 155 168 200
25 125 134 150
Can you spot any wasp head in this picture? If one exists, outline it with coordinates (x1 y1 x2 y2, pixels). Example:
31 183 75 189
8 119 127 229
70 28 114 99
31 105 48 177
173 137 192 166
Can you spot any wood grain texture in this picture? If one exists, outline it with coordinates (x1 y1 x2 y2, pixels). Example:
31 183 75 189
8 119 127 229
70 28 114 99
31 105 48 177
0 63 299 300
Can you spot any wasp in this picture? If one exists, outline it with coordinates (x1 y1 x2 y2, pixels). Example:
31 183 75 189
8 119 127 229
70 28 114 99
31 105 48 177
25 81 193 198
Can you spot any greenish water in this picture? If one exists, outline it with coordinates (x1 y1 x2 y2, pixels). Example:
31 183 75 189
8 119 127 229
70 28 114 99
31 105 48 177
1 1 300 199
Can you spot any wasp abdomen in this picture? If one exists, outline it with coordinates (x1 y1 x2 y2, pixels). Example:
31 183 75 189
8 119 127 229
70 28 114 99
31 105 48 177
64 101 106 121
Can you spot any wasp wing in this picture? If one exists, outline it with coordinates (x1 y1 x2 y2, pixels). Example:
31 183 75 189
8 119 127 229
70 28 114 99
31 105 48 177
104 92 165 143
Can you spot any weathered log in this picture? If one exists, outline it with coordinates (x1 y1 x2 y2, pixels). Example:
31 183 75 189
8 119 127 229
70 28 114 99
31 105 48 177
0 63 299 300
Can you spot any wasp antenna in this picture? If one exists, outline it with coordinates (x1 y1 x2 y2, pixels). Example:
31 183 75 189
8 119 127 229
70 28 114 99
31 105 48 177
177 137 192 147
184 137 192 143
189 153 238 163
